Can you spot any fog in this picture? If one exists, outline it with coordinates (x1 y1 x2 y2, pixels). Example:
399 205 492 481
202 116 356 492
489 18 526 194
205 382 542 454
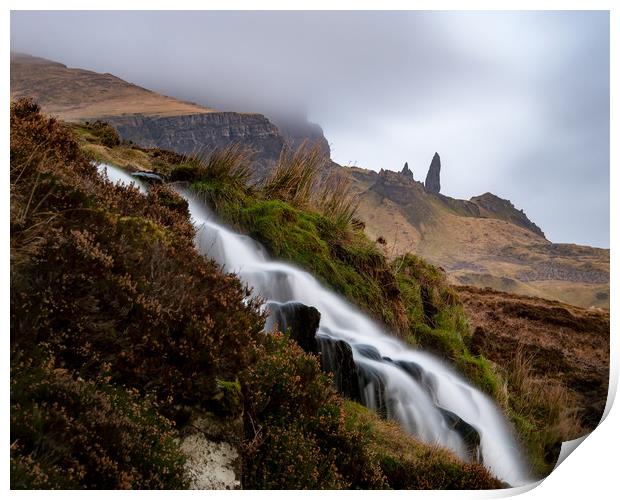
10 10 610 247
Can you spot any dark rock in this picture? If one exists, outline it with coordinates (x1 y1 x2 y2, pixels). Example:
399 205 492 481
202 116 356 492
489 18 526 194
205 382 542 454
355 344 383 361
131 171 164 184
266 301 321 354
438 407 482 462
317 336 362 402
470 192 546 238
424 152 441 194
401 162 413 180
355 361 389 418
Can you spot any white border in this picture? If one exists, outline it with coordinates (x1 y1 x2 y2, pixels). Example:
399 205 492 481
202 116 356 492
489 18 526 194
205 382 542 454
3 1 617 498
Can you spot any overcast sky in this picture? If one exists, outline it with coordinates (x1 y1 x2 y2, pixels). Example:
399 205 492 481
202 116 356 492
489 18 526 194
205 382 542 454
11 10 610 247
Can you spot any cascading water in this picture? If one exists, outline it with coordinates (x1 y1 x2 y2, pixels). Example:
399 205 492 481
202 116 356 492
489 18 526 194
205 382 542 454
98 163 532 487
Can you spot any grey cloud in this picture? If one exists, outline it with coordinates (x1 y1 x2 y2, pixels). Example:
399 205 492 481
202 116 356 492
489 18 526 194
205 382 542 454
10 10 609 247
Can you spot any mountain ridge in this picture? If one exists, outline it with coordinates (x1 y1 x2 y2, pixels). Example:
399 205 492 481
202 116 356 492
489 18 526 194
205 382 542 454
10 52 608 308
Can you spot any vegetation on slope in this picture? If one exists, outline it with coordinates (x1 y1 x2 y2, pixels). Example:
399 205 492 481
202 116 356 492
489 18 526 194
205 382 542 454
11 101 501 489
68 123 578 478
242 333 501 489
10 100 262 488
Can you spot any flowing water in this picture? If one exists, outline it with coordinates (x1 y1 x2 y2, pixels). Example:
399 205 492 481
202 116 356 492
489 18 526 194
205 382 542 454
98 163 532 486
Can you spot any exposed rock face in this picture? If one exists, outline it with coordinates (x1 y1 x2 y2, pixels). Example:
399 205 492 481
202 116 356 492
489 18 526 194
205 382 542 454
265 301 363 402
424 152 441 194
401 162 413 180
181 435 241 489
272 116 331 159
106 113 285 180
470 192 545 238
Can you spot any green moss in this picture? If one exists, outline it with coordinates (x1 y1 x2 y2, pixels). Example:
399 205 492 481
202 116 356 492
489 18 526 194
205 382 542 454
213 378 243 417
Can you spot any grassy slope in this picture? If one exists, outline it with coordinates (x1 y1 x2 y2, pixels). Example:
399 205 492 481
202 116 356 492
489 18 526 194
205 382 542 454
351 170 609 310
69 121 572 479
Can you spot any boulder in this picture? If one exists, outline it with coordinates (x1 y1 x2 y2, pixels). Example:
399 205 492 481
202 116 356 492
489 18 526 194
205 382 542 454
266 301 321 354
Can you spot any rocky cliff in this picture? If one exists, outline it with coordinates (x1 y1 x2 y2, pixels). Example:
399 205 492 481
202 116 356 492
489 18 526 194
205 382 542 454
106 112 285 179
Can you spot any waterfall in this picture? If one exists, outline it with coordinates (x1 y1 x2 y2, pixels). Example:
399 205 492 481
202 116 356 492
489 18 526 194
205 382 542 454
98 163 532 487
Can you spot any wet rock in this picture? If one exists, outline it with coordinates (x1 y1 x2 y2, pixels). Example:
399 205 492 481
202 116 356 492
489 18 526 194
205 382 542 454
267 301 321 354
438 408 482 462
424 152 441 194
317 336 362 402
355 344 382 361
130 171 164 184
356 361 389 418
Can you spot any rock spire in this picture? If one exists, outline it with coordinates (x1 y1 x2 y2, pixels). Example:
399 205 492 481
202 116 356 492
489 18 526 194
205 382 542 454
424 153 441 194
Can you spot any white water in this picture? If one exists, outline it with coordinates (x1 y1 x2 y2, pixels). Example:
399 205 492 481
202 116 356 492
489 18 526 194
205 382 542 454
98 163 532 486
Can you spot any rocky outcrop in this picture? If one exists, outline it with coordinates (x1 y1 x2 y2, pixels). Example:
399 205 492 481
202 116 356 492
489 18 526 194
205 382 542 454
180 412 244 490
424 152 441 194
470 192 545 238
272 116 331 159
106 113 285 180
401 162 413 180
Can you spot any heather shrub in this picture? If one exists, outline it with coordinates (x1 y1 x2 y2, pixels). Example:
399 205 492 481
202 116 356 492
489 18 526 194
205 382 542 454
10 99 265 488
242 332 386 489
86 120 121 147
11 354 187 489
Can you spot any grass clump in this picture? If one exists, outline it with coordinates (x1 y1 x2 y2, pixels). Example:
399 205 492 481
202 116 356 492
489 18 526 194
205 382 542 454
263 141 325 208
315 169 360 232
502 347 581 475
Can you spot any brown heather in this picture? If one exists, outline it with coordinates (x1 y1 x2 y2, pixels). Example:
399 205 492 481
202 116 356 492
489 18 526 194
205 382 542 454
10 99 264 488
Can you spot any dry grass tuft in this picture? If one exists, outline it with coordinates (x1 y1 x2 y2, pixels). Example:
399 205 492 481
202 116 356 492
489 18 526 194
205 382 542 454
195 143 255 189
263 141 325 208
315 169 359 229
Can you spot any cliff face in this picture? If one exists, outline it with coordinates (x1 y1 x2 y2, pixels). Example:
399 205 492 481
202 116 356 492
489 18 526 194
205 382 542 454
272 117 331 159
106 112 285 179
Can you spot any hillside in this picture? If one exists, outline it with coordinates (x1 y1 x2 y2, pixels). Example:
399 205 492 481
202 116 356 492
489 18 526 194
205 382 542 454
10 52 609 309
10 53 214 119
11 99 507 490
347 167 609 309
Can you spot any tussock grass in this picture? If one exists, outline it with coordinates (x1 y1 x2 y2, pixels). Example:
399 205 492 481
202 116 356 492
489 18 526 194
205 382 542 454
315 169 359 230
195 143 255 189
263 141 325 208
504 345 582 475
